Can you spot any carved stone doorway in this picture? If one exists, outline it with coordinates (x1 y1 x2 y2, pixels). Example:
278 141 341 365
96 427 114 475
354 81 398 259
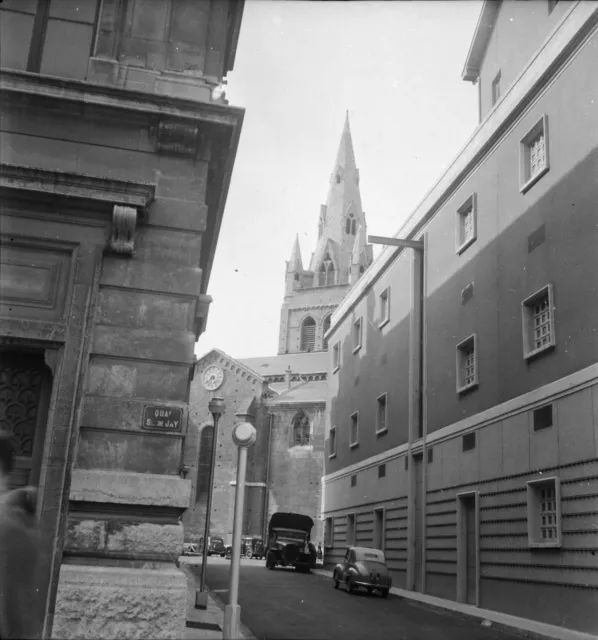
0 350 53 490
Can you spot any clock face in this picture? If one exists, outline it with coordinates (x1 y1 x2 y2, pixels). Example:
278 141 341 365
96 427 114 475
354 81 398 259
202 365 224 391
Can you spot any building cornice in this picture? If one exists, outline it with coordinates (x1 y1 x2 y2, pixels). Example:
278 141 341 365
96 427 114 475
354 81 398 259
0 164 155 210
461 0 501 83
0 69 244 127
329 2 598 335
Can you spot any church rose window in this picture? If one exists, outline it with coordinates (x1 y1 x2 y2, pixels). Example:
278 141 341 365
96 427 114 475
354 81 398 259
292 410 311 446
300 316 316 352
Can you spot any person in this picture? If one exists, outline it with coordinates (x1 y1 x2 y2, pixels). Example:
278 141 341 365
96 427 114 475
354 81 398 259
317 542 323 562
0 432 42 639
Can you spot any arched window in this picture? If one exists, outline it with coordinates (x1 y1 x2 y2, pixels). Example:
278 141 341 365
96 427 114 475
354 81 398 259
292 410 311 446
300 316 316 352
359 265 365 274
318 254 335 287
336 174 341 184
323 314 332 350
351 218 357 235
346 214 353 234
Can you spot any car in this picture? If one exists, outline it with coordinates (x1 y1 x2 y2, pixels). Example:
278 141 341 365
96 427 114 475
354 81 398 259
332 546 392 598
265 512 316 573
195 536 226 557
224 536 265 559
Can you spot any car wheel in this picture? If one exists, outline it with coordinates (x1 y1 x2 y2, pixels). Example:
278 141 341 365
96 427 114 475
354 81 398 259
246 549 253 559
333 571 339 589
220 553 225 557
381 589 389 599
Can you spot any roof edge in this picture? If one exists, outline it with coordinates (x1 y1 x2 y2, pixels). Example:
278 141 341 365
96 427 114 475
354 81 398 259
461 1 501 83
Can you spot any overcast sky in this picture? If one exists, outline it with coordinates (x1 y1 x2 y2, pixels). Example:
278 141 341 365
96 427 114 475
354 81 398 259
196 0 482 361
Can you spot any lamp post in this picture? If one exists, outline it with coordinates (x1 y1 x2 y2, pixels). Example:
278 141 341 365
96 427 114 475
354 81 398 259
368 233 426 593
196 396 225 609
223 421 256 640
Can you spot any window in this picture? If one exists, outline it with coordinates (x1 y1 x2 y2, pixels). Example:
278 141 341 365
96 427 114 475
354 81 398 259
332 342 340 373
350 412 359 448
352 317 362 353
318 254 335 287
491 70 501 106
522 285 555 359
379 287 390 328
328 426 337 458
336 174 341 184
345 213 357 235
346 513 356 545
462 432 476 452
373 508 384 551
0 0 100 79
520 115 549 193
323 314 332 350
376 394 388 435
378 464 386 478
324 517 334 548
456 194 477 254
456 334 478 393
291 410 310 447
427 447 433 463
533 404 553 431
350 475 357 487
300 316 316 352
527 477 561 548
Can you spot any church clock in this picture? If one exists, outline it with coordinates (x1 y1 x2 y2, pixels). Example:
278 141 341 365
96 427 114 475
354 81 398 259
201 365 224 391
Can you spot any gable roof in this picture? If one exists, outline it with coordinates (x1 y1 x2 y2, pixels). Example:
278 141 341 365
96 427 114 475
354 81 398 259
195 348 265 385
462 0 501 82
240 351 328 377
267 379 327 406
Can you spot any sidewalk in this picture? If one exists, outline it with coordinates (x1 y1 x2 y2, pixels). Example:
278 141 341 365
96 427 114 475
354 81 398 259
179 557 257 640
312 568 598 640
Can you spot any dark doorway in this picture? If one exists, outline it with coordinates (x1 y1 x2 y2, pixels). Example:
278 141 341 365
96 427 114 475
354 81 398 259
0 350 52 490
414 454 423 592
457 492 478 605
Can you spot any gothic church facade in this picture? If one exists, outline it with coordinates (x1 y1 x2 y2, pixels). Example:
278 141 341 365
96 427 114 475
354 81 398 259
184 115 372 547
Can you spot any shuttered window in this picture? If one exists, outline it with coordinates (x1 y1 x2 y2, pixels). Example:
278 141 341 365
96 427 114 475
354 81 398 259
300 316 316 352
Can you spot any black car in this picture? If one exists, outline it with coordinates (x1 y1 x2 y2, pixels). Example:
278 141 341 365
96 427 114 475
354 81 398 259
225 536 265 559
265 512 316 573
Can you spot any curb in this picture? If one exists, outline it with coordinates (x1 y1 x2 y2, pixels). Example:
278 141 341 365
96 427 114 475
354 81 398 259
312 569 597 640
208 589 259 640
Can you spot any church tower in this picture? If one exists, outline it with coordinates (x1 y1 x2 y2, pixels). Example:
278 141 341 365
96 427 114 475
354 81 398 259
278 114 373 355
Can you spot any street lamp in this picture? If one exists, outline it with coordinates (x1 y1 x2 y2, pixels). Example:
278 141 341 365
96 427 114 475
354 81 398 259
196 396 225 609
223 421 257 640
368 233 426 593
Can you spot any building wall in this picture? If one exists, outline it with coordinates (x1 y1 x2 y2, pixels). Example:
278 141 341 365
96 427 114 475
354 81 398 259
266 403 326 544
0 1 244 637
327 253 413 473
323 12 598 634
478 0 569 119
184 353 268 544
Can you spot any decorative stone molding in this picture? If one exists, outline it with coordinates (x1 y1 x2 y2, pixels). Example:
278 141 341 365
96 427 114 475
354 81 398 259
156 120 200 157
0 164 155 210
69 469 191 510
44 349 60 376
107 205 137 256
194 294 213 339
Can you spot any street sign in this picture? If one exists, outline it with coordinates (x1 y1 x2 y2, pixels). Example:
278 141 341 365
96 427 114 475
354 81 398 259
142 406 183 431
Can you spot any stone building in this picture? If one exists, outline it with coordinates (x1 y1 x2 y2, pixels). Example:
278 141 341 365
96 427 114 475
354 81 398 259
0 1 244 638
185 115 372 549
322 1 598 635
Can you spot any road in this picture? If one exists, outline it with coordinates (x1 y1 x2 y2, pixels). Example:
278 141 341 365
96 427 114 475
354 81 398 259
186 557 519 640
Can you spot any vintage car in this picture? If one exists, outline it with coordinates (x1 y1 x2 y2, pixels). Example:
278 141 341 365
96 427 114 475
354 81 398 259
265 512 316 572
207 536 227 557
333 546 392 598
224 536 265 559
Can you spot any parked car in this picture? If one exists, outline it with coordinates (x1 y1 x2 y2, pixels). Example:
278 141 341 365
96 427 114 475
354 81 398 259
265 512 316 572
332 546 392 598
224 536 265 559
208 536 226 557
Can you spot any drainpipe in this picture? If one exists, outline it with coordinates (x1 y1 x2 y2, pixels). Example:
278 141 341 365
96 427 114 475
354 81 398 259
262 413 274 543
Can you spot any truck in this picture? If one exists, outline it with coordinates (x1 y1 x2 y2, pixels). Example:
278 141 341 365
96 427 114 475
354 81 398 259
265 512 317 573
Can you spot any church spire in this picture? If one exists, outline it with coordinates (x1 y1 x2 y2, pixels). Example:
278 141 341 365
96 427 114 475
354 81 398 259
288 234 303 271
334 111 357 174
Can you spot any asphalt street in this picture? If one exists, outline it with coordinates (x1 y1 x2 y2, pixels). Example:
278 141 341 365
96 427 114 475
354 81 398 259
188 557 519 640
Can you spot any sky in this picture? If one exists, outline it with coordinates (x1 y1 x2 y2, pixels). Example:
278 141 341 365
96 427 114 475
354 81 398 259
196 0 482 361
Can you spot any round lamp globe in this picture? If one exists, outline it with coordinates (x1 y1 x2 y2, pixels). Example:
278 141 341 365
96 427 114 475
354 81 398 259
232 422 257 447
